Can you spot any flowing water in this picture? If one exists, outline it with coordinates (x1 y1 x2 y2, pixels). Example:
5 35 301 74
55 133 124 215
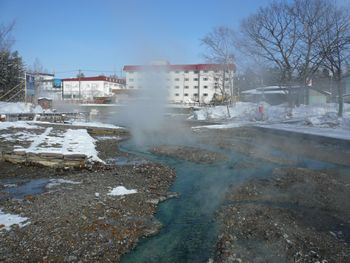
117 135 338 263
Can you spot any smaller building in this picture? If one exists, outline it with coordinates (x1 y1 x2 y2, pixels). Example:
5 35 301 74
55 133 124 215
242 86 330 105
62 76 125 101
37 97 53 110
26 72 62 101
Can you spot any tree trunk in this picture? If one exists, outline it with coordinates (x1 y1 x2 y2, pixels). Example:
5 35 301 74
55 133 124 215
337 80 343 117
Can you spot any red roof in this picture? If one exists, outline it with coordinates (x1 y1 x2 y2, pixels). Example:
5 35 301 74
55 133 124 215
62 76 120 83
123 63 235 72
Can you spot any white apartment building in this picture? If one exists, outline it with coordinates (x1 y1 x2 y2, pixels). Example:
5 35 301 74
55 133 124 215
123 62 235 103
62 76 126 100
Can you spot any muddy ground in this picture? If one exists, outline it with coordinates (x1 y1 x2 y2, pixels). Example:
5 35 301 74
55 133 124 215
214 167 350 263
0 135 176 262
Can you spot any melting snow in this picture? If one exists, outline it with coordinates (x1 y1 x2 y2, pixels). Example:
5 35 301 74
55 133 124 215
45 179 81 189
191 102 350 140
108 186 138 196
0 121 41 130
0 209 30 231
13 128 104 163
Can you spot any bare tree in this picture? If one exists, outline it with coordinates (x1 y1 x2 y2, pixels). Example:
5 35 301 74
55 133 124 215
201 26 236 108
239 1 301 106
319 3 350 116
0 21 15 51
292 0 333 85
240 2 299 85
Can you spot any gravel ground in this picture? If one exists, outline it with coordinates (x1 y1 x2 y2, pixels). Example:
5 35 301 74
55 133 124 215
150 145 228 164
214 167 350 263
0 130 176 262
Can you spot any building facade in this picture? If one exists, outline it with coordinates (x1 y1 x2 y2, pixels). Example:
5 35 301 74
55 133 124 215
62 76 126 101
35 73 62 101
123 62 235 104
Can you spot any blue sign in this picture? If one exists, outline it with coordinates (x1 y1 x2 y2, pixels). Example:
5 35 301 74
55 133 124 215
26 74 35 96
53 78 62 89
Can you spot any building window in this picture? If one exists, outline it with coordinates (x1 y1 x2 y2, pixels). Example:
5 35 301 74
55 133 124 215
203 93 208 96
184 93 189 96
203 85 208 89
184 78 189 81
193 93 198 97
215 77 219 81
184 86 189 89
194 86 198 89
175 93 179 96
225 78 229 81
193 78 198 81
174 78 180 81
175 71 180 73
203 70 208 73
203 78 208 81
175 86 180 89
194 71 199 74
184 70 189 73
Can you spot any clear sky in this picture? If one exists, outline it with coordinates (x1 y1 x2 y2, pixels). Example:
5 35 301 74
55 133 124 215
1 0 274 78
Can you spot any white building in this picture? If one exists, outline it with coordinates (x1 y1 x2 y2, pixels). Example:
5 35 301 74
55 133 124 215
35 73 62 101
62 76 126 101
123 62 235 104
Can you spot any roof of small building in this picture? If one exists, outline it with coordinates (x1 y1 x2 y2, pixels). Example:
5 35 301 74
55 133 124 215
123 63 235 72
38 97 53 101
242 86 331 96
62 76 120 83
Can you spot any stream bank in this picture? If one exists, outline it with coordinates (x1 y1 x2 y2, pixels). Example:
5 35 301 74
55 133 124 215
0 135 176 262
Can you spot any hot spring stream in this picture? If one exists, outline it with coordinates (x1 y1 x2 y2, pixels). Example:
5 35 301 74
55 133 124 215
119 139 335 263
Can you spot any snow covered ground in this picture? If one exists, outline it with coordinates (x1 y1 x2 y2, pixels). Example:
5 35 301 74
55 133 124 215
191 102 350 140
0 121 42 130
11 127 103 163
0 121 104 163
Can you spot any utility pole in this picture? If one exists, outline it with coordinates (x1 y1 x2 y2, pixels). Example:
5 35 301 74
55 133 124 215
197 70 201 105
78 69 81 101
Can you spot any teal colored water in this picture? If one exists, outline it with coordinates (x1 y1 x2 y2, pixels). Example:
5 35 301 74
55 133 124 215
120 141 278 263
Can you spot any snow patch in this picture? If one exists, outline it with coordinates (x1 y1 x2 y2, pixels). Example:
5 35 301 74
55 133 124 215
108 186 138 196
46 179 81 189
13 128 104 163
0 209 30 231
0 121 41 130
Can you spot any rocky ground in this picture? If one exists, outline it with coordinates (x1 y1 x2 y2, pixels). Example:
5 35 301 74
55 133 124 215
150 145 227 164
0 131 176 262
214 167 350 263
195 127 350 166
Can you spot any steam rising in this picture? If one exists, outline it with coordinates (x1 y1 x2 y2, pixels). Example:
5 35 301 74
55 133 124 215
115 67 169 146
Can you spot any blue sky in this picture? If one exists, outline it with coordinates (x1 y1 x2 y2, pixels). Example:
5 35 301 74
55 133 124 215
1 0 273 78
